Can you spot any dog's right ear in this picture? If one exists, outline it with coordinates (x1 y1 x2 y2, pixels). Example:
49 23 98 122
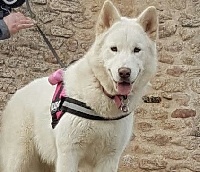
96 0 121 35
137 6 158 41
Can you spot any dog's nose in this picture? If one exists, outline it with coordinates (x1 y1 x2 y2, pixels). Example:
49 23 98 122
118 67 131 79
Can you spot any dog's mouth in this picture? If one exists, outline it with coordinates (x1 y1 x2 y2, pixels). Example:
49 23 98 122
108 69 140 95
114 81 133 95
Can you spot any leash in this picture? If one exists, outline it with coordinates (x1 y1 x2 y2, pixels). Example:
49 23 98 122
25 0 66 68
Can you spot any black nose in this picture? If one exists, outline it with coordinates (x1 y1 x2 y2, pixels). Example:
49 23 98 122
118 67 131 79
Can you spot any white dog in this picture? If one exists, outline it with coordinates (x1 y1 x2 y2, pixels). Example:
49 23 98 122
0 1 158 171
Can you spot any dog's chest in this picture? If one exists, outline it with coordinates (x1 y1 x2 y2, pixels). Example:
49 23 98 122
79 120 132 168
77 122 122 162
72 117 133 159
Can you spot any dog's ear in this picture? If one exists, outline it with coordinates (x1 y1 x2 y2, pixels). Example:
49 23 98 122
96 0 121 35
137 6 158 41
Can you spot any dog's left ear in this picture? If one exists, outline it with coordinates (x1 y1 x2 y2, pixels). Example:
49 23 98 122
137 6 158 41
96 0 121 35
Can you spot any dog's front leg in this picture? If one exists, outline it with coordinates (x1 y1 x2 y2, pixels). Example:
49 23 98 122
94 155 120 172
56 148 80 172
55 135 80 172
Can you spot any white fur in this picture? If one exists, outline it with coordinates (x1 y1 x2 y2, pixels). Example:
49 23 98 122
0 1 158 172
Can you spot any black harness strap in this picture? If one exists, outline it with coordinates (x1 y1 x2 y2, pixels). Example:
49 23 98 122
63 97 91 110
60 97 130 121
51 94 131 129
51 110 64 129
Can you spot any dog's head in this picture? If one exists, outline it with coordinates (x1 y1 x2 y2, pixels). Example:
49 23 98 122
90 0 158 96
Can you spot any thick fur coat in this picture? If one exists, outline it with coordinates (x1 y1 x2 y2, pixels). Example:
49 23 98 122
0 1 158 172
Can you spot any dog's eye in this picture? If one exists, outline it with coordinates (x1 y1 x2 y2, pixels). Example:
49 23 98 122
134 47 141 53
111 46 118 52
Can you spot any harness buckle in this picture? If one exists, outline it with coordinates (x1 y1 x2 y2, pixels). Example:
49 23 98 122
120 96 129 113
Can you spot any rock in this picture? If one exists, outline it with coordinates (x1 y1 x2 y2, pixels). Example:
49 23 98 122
133 144 154 154
37 12 58 24
142 134 172 146
159 12 172 23
173 93 190 106
72 20 94 29
170 136 198 150
169 0 186 10
139 156 167 170
159 52 174 64
166 65 188 77
164 41 183 52
152 78 187 93
66 38 78 52
181 56 195 65
162 149 188 160
162 119 186 130
192 153 200 162
159 21 177 39
161 92 172 100
150 107 168 120
121 154 138 168
51 26 74 38
179 14 200 28
49 0 83 13
179 28 196 41
191 79 200 94
137 122 153 132
171 109 196 118
32 0 47 4
186 67 200 78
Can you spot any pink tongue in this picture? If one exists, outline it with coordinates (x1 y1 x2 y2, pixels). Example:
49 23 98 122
116 83 132 95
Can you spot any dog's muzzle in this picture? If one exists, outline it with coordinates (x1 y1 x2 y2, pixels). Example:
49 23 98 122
114 67 132 95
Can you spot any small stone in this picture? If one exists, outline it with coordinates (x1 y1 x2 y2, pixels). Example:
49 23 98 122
161 92 172 100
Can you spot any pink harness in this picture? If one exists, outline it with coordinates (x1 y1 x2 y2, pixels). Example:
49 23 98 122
49 69 66 122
